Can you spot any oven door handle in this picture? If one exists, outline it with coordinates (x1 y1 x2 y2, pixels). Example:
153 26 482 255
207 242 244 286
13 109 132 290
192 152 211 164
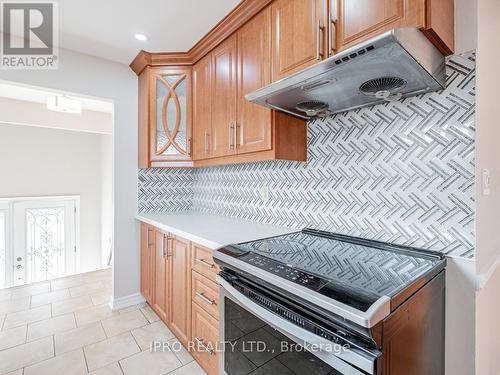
219 276 376 375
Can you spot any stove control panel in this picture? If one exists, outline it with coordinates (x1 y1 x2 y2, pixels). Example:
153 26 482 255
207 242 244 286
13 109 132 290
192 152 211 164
241 254 327 291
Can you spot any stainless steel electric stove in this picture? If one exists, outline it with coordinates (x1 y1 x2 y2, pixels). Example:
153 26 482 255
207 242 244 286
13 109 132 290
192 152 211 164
213 229 446 375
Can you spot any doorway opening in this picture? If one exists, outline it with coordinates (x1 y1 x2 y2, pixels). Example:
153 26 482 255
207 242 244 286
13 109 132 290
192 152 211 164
0 80 114 289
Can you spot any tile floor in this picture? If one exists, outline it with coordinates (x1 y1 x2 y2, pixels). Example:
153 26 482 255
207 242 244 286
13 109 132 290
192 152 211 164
0 268 207 375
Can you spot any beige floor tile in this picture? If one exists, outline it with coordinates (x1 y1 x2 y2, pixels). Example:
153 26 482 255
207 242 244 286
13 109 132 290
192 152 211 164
27 313 76 341
74 304 117 326
69 281 105 297
169 338 194 365
119 348 182 375
54 322 106 355
0 297 30 315
80 269 111 283
117 303 146 315
169 361 207 375
130 320 174 351
31 289 70 308
84 332 140 371
89 362 123 375
4 369 23 375
52 295 93 316
0 336 54 374
10 282 51 299
101 310 148 337
51 275 85 291
90 291 111 306
0 325 27 351
24 348 87 375
3 304 51 329
0 290 12 302
140 305 160 324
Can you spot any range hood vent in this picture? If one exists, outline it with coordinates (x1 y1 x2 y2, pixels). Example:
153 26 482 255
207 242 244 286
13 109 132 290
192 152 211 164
245 28 446 119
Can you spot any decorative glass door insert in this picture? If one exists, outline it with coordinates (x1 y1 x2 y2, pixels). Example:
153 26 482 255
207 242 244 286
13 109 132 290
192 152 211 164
150 67 192 162
12 199 77 286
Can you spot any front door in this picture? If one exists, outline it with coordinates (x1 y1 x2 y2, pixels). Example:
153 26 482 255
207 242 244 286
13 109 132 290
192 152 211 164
12 198 77 286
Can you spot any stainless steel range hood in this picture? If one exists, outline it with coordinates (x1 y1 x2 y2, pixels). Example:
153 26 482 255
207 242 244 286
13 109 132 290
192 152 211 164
245 28 446 119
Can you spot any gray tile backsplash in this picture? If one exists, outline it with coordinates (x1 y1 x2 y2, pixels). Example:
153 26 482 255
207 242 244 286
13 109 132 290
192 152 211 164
138 51 476 258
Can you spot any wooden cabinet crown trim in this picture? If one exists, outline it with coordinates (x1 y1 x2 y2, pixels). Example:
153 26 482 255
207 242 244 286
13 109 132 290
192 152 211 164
129 0 274 75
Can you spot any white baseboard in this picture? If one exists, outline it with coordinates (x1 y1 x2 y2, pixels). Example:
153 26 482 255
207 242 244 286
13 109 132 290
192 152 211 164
109 292 146 311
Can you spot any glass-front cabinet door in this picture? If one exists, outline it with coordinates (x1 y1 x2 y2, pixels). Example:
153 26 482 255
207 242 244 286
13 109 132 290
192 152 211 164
149 67 192 165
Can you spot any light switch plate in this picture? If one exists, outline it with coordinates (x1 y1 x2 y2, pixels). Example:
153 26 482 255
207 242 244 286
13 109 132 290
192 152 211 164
482 168 491 196
259 185 269 202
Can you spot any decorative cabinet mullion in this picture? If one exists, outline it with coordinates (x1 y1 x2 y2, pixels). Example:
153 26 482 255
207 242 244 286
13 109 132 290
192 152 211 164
149 66 193 164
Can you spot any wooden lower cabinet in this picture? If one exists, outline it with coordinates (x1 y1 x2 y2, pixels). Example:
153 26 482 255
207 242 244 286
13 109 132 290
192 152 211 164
140 223 154 305
152 229 168 321
191 243 219 283
167 235 191 347
140 225 221 374
191 302 220 375
192 271 219 320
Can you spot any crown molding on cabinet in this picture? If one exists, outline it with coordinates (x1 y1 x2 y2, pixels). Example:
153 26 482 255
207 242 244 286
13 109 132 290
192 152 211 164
129 0 274 75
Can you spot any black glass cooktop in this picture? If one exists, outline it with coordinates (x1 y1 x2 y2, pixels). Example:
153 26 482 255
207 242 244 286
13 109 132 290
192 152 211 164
218 229 445 310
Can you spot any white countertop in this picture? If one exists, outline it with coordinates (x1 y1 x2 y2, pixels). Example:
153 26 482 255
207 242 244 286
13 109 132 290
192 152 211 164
136 212 295 250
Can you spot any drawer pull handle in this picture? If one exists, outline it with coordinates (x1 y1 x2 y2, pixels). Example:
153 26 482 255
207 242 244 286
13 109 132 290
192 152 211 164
196 258 215 269
195 337 215 355
196 292 215 305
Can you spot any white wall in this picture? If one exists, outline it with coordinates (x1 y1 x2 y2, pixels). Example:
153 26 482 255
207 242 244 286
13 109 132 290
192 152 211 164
0 47 139 301
446 258 476 375
455 0 478 54
100 134 113 266
0 123 111 272
0 97 112 134
474 0 500 374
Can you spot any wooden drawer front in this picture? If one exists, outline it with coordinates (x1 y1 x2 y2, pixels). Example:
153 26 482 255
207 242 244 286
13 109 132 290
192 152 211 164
191 244 219 283
192 303 219 375
192 271 219 320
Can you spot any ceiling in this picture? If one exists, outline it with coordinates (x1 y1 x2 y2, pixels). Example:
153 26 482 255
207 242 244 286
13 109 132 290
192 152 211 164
0 81 114 113
56 0 241 64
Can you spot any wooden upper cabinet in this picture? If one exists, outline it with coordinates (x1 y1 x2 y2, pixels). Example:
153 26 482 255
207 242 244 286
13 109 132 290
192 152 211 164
152 230 168 321
166 236 191 346
336 0 424 51
193 55 212 161
237 7 272 154
150 67 193 164
210 34 237 159
138 66 194 168
336 0 454 55
271 0 324 81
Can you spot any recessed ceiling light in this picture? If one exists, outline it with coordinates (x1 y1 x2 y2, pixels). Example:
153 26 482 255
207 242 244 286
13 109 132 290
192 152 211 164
135 33 148 41
47 95 82 114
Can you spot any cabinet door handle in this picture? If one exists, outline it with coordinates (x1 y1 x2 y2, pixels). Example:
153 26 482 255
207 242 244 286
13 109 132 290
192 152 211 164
147 228 154 248
204 129 209 153
187 137 192 156
195 338 215 355
162 234 166 258
228 122 235 150
329 0 338 56
196 292 215 305
195 258 215 269
316 20 324 60
166 236 173 258
235 123 239 149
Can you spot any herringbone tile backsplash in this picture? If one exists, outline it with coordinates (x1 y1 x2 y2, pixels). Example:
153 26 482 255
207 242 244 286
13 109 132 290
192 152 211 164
138 51 476 258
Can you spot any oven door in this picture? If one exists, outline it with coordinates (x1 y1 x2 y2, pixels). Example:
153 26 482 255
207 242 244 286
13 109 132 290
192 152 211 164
218 275 377 375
